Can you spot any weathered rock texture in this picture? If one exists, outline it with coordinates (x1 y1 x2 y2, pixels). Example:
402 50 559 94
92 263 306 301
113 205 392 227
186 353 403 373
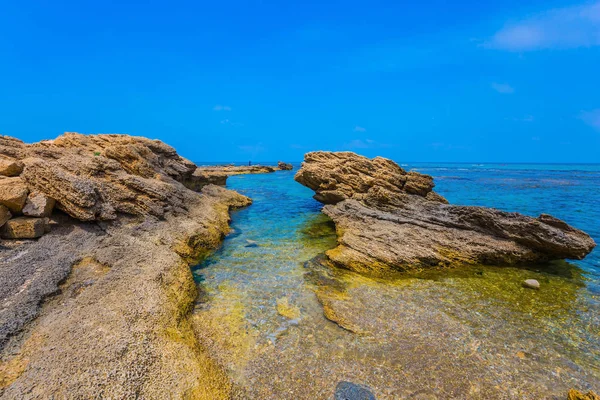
0 133 253 398
295 151 596 274
22 192 55 217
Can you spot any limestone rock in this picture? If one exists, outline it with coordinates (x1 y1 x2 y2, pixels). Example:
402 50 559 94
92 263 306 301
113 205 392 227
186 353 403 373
23 192 56 217
183 168 228 191
1 132 199 221
0 176 29 213
295 151 447 205
0 157 23 177
0 204 11 227
195 164 277 176
278 161 293 170
0 217 49 239
295 151 596 274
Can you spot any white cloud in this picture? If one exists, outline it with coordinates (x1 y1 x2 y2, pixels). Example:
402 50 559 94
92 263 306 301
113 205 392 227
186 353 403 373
213 105 232 111
491 82 515 94
580 109 600 130
486 2 600 51
354 126 367 132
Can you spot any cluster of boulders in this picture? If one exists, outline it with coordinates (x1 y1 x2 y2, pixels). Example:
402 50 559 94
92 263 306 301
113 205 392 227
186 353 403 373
295 151 596 274
0 132 209 240
0 155 54 238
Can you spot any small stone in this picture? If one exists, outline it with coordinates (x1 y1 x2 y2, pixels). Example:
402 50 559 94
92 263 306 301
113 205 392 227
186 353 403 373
0 177 29 213
23 192 55 217
0 158 23 177
0 205 11 227
334 381 376 400
245 239 259 248
523 279 540 290
0 217 49 239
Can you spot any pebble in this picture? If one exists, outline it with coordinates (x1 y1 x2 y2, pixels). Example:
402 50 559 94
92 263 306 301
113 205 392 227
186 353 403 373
334 381 376 400
523 279 540 290
245 239 259 248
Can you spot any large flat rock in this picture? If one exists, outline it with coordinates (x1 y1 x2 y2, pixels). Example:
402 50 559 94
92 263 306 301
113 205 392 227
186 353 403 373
295 151 596 274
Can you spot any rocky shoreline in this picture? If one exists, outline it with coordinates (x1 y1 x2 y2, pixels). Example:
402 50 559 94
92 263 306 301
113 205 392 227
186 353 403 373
185 162 293 191
0 137 597 399
0 133 251 398
295 151 595 275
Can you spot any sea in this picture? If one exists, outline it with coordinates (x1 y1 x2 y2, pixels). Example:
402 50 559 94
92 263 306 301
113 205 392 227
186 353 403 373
191 162 600 399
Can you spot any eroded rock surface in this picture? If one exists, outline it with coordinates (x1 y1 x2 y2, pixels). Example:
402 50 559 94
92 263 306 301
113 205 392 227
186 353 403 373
0 133 253 398
295 151 595 274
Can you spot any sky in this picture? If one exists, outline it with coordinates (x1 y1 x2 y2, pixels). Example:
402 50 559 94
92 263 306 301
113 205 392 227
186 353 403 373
1 0 599 163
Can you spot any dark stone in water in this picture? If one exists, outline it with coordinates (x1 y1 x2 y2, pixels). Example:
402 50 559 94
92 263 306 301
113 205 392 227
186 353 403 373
334 381 376 400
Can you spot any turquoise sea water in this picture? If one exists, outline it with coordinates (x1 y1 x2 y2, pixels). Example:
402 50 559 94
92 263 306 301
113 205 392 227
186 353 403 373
192 163 600 399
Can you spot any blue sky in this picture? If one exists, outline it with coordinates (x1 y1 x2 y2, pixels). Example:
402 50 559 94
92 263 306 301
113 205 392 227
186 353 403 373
1 1 599 162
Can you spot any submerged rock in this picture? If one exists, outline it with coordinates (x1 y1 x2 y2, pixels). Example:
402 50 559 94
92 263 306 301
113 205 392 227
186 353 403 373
334 381 376 400
295 151 596 274
523 279 540 290
568 389 600 400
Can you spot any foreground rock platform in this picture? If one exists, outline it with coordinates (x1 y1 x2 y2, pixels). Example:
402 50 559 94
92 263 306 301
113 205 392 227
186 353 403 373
295 151 595 274
0 132 252 398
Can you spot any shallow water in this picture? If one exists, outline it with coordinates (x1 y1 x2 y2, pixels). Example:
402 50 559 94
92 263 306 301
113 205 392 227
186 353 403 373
192 164 600 399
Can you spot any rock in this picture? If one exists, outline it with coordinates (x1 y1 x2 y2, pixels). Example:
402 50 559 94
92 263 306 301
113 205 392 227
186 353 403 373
523 279 540 290
295 151 447 205
195 164 277 176
295 151 596 274
568 389 600 400
245 239 259 247
278 161 293 170
0 176 29 213
0 157 23 176
23 192 55 217
183 168 228 191
0 217 49 239
334 381 376 400
0 204 11 227
0 132 199 221
0 133 252 399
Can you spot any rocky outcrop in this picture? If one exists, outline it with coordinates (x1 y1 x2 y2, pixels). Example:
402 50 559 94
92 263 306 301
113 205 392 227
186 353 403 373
278 161 293 170
295 151 595 274
0 132 252 398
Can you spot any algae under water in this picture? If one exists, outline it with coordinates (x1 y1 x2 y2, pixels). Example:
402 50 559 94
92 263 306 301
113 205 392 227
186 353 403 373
192 164 600 399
